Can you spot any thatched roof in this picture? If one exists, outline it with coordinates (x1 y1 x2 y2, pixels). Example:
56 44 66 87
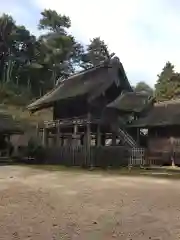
0 112 23 134
27 57 133 112
107 91 153 113
129 99 180 128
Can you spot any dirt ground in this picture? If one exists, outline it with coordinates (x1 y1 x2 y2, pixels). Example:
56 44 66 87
1 166 180 239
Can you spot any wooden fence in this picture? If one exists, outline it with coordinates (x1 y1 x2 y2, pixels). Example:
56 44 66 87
20 145 180 167
44 146 129 168
23 144 180 167
41 146 151 167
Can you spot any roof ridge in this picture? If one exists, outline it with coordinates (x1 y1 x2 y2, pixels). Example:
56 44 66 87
58 56 117 83
28 58 114 107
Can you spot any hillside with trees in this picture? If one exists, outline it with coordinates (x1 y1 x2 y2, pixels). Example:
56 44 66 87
0 10 112 107
1 9 180 124
0 10 113 125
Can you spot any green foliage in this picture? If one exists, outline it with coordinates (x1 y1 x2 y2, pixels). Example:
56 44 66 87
81 37 113 69
0 82 32 106
0 11 117 104
0 10 85 102
38 9 71 32
135 81 154 96
2 8 180 107
155 62 175 101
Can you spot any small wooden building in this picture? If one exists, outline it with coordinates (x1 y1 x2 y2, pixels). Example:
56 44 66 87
27 57 134 146
27 57 153 166
128 99 180 165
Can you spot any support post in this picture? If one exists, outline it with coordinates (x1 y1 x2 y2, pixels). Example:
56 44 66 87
73 124 78 146
137 128 140 145
170 136 175 167
86 113 91 167
112 132 116 146
56 123 61 146
42 128 48 147
7 135 11 157
61 135 64 146
52 132 57 146
80 134 84 146
36 123 39 139
101 134 105 146
96 124 101 146
66 135 72 146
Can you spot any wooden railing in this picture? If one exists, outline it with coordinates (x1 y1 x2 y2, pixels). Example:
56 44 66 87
43 116 101 128
129 148 145 166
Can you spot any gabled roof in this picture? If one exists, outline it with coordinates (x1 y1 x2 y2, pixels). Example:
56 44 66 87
129 98 180 127
107 91 153 113
27 57 133 112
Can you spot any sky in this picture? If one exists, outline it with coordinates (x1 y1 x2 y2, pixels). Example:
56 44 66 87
1 0 180 87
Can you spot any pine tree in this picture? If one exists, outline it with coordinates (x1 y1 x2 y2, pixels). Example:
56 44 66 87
155 62 175 101
81 37 113 69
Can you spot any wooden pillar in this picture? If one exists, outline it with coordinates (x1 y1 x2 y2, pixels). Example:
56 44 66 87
73 124 78 146
36 123 39 139
42 128 48 147
96 124 101 146
137 128 140 145
112 132 116 146
55 122 61 147
170 136 175 167
52 131 57 146
80 134 84 146
57 124 61 146
4 134 10 157
86 113 91 166
61 135 64 146
66 135 72 146
101 134 105 146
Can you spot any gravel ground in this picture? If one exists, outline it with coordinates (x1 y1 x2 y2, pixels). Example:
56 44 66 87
0 166 180 239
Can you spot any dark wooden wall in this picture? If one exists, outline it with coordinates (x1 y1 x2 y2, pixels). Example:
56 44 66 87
53 96 88 119
53 81 124 120
148 126 180 152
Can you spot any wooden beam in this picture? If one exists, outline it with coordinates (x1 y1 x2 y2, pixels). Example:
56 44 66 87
112 132 116 146
42 128 48 147
101 134 105 146
73 124 77 136
136 128 140 145
61 135 64 146
86 113 91 166
80 134 84 146
57 124 61 146
96 124 101 146
73 124 78 146
36 123 39 139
